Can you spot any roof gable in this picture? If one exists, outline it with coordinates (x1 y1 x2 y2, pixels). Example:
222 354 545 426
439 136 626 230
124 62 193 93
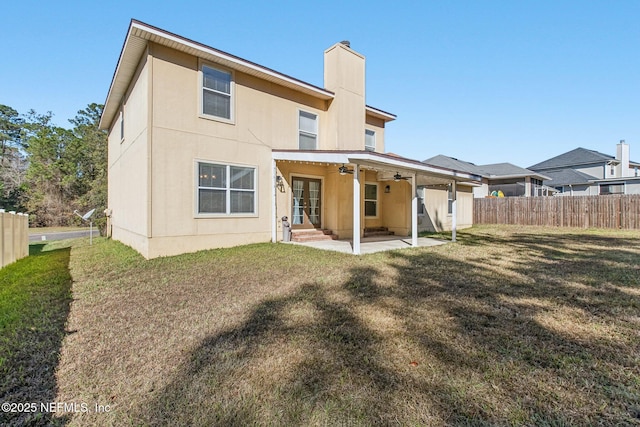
100 20 396 129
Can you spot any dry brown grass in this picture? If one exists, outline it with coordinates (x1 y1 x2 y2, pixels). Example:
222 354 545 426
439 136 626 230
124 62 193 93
52 226 640 426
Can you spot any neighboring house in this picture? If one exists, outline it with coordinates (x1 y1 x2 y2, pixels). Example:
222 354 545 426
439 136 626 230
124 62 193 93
528 141 640 196
422 155 551 199
99 20 481 258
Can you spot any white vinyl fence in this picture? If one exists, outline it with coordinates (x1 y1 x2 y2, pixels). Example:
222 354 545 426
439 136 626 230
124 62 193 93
0 210 29 268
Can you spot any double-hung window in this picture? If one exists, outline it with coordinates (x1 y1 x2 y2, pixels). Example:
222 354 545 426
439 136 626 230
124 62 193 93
202 65 233 121
198 162 256 215
447 184 453 214
299 110 318 150
365 129 376 151
365 183 378 217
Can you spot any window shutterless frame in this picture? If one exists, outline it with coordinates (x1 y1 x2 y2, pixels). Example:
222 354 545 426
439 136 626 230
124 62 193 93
195 160 258 217
298 109 318 150
365 129 376 152
199 61 235 124
364 182 378 218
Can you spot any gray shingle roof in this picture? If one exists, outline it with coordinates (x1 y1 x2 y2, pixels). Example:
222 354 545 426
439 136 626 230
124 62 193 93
476 163 539 177
423 156 545 179
542 169 596 187
422 155 481 175
528 147 613 170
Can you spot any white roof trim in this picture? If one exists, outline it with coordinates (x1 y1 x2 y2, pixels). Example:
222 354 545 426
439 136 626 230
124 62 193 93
273 150 482 182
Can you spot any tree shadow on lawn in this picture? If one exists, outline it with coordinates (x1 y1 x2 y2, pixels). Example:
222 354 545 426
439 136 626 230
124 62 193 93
138 231 640 425
0 247 73 427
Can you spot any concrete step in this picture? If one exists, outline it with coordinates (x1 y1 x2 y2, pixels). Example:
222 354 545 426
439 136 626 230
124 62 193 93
292 229 338 242
363 227 394 237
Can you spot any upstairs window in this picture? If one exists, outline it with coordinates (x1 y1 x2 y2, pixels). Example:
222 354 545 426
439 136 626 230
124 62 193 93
365 129 376 151
298 110 318 150
202 65 232 121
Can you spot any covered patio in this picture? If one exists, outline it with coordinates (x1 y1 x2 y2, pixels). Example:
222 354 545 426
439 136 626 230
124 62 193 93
272 150 482 254
289 234 447 255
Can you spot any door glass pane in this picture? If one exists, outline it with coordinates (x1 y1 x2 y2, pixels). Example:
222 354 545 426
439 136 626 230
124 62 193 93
292 180 304 224
309 181 320 225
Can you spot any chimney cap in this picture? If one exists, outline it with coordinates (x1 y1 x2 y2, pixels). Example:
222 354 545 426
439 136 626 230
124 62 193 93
620 139 626 144
340 40 351 48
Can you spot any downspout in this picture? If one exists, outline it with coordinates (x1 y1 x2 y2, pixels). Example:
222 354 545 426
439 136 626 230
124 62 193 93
451 181 457 242
271 158 277 243
411 172 418 247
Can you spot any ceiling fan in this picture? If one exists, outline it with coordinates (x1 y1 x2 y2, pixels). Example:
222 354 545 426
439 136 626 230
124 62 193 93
393 172 410 181
338 164 354 175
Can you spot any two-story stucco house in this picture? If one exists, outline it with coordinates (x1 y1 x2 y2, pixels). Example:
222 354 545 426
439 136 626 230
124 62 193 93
99 20 481 259
528 141 640 196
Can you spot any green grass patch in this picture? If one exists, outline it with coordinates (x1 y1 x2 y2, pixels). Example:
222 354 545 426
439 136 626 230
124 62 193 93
0 241 73 426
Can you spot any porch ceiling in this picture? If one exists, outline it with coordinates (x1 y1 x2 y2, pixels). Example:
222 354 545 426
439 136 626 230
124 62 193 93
273 150 482 185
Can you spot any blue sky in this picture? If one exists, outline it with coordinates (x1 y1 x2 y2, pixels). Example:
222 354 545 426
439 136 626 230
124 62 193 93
2 0 638 167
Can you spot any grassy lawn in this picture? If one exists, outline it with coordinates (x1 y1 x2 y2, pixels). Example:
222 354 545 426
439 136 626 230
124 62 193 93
44 226 640 425
0 241 73 426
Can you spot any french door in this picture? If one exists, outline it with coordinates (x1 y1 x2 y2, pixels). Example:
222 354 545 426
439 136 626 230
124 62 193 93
291 177 321 229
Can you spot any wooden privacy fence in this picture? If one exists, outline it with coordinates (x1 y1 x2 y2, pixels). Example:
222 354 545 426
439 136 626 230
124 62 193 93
474 195 640 229
0 210 29 268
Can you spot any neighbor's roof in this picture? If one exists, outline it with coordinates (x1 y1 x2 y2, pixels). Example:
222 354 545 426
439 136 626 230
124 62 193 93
475 162 549 180
541 169 597 187
528 147 616 170
99 20 396 129
422 155 547 180
422 155 480 175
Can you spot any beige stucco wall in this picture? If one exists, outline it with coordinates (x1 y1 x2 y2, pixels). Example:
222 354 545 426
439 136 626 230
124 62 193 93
107 41 391 258
108 53 151 256
419 185 473 232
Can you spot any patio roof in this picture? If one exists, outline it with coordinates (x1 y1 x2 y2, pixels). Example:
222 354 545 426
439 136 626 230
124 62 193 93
272 150 483 185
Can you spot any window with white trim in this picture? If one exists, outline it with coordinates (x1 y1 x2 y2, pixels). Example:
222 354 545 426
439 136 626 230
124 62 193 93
599 182 625 195
299 110 318 150
447 184 453 214
197 162 255 214
365 183 378 217
365 129 376 151
202 65 233 120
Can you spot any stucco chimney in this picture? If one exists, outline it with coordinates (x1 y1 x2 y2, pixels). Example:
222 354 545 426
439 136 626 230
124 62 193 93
324 41 365 150
616 140 630 177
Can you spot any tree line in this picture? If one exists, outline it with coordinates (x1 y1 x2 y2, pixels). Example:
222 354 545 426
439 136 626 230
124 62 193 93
0 103 106 229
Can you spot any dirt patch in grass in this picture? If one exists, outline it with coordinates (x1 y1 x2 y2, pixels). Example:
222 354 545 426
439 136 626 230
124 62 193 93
54 226 640 425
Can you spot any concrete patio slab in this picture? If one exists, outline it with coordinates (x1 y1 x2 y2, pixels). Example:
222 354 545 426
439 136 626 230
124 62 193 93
288 235 448 254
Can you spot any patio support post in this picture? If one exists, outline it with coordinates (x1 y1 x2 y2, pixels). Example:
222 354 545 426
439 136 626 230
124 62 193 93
411 173 418 247
271 158 277 243
353 163 361 255
451 180 457 242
